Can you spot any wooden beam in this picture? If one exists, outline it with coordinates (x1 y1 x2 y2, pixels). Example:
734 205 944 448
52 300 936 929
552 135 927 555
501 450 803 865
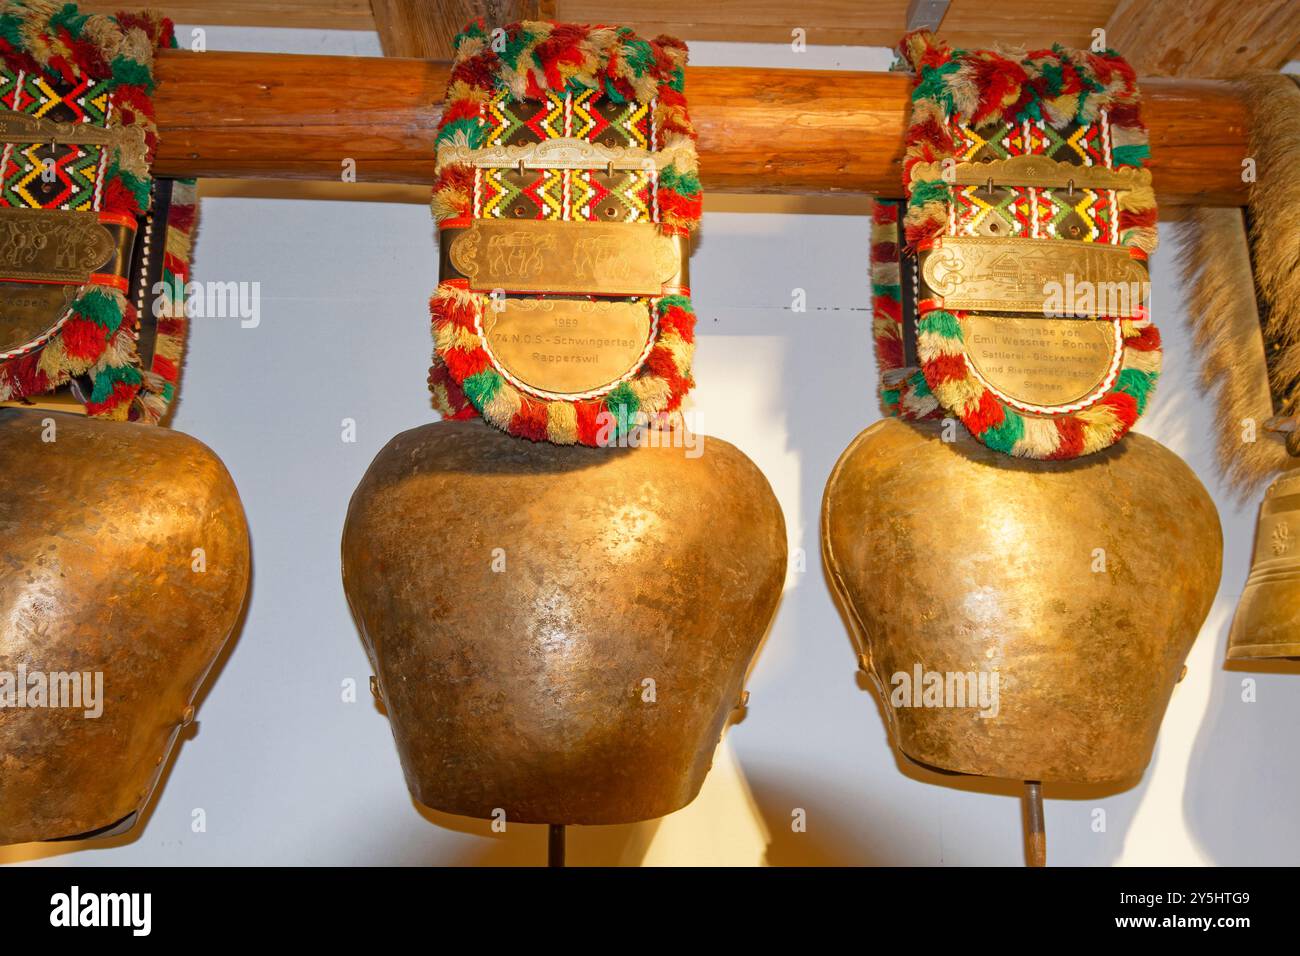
150 49 1250 205
1105 0 1300 77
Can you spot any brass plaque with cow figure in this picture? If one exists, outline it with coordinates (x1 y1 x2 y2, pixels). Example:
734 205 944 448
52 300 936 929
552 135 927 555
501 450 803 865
0 209 120 355
446 220 684 296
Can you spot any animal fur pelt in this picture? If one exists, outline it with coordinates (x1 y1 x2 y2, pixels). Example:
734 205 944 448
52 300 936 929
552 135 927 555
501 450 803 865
1179 73 1300 499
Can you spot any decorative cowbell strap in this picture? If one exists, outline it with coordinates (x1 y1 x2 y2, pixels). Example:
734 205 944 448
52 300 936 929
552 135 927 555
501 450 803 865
428 19 700 446
0 0 196 423
872 30 1160 459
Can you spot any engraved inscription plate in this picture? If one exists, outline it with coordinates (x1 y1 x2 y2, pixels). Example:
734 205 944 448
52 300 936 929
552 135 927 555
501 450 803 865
0 209 117 354
0 283 77 353
480 299 653 398
438 137 681 173
908 155 1153 192
960 314 1119 409
0 109 120 147
0 209 116 282
449 220 681 296
921 236 1149 317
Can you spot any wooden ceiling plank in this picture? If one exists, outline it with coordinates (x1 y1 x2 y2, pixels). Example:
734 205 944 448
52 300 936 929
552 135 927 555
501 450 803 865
79 0 1124 49
77 0 1300 64
1106 0 1300 77
369 1 552 59
555 0 1121 49
77 1 377 31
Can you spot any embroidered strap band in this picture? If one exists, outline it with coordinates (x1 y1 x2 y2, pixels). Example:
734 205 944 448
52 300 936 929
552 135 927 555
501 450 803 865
0 0 195 423
872 30 1160 459
428 19 700 445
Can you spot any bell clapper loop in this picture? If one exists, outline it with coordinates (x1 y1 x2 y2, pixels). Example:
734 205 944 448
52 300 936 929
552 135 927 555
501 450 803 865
547 823 566 868
1022 780 1046 867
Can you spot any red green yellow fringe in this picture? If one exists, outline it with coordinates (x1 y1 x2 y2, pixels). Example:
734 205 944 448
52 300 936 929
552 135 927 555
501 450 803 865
429 19 699 445
136 179 196 422
429 282 695 444
894 30 1161 458
871 199 941 421
0 0 191 424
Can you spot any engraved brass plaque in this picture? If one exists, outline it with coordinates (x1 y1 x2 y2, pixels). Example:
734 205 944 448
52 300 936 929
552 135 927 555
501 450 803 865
437 137 687 173
0 283 77 353
0 209 119 354
908 155 1153 192
448 220 682 296
0 209 116 283
960 314 1118 409
480 299 653 398
921 236 1149 317
0 109 135 150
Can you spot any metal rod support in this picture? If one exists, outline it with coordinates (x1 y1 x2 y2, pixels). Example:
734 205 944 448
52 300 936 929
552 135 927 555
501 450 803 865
548 824 565 868
1023 780 1046 867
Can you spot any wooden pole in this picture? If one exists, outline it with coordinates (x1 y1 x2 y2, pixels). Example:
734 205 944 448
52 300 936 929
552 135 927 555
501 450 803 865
151 50 1250 205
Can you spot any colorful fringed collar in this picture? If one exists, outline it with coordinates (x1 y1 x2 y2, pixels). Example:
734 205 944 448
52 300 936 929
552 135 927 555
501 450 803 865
428 19 700 445
873 30 1160 459
0 0 194 423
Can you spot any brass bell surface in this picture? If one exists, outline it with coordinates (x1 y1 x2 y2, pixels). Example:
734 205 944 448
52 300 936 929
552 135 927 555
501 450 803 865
0 409 250 845
1227 466 1300 660
822 417 1221 784
341 419 786 825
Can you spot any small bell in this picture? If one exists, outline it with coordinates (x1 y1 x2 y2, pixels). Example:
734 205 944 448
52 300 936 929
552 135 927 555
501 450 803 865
1227 466 1300 660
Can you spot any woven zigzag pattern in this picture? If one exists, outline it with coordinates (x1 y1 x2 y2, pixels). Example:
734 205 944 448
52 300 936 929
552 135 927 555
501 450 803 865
428 19 700 446
0 0 192 423
892 30 1161 459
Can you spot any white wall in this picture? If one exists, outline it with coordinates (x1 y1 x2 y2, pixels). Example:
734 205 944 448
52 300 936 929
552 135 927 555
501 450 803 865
3 27 1296 867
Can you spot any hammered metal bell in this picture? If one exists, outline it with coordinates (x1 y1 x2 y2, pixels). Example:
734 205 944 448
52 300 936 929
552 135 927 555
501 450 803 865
341 419 786 825
822 417 1222 784
0 409 250 845
1227 466 1300 660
